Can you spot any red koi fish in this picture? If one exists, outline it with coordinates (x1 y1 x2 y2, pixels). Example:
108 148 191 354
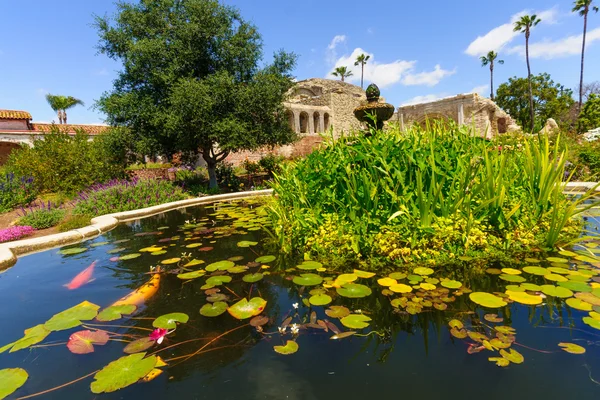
64 260 97 290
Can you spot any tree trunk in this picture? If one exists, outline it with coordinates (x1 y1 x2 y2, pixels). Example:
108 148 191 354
361 63 364 89
201 146 229 190
341 75 344 82
525 31 535 132
579 9 588 115
207 161 218 189
57 111 62 124
490 62 494 101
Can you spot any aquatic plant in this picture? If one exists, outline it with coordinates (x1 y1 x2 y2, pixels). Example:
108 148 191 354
0 225 35 243
266 123 599 267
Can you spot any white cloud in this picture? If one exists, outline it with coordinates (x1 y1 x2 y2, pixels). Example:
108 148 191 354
401 93 451 106
507 27 600 59
327 47 454 88
465 6 559 57
326 34 346 63
470 84 489 96
401 64 456 87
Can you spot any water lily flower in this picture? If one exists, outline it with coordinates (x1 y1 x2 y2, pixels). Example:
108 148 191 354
278 326 287 334
185 220 190 224
290 324 299 335
292 303 299 309
149 328 168 344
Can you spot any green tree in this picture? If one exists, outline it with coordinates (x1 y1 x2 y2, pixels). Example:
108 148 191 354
331 66 353 82
354 54 370 89
573 0 599 113
45 94 84 124
514 14 542 132
578 93 600 132
480 51 504 101
95 0 297 188
496 73 575 130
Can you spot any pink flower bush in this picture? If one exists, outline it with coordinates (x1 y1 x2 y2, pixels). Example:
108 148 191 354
0 226 36 243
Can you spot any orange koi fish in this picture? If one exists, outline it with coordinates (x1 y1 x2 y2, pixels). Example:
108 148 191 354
111 267 161 307
64 260 97 290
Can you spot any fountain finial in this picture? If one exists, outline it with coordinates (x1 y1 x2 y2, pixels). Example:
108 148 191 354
353 83 395 131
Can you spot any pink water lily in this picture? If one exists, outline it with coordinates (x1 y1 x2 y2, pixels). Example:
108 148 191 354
149 328 168 344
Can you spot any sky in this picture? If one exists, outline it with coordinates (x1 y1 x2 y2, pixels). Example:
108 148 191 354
1 0 599 124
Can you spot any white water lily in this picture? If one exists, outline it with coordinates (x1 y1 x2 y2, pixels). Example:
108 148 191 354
290 324 299 335
292 303 299 309
278 326 287 334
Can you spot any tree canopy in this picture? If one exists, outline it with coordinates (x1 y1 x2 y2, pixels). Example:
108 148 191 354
94 0 298 187
578 93 600 132
496 73 575 131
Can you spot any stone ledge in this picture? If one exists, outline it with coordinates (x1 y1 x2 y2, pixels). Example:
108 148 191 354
0 189 273 271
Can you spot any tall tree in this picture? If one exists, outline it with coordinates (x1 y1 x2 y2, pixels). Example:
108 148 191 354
331 66 353 82
354 53 370 89
514 14 541 132
95 0 297 189
573 0 599 114
45 94 84 124
480 51 504 101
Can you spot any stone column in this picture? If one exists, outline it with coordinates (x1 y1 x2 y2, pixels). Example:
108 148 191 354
458 103 464 125
294 112 300 133
308 111 315 135
319 114 324 133
399 113 405 131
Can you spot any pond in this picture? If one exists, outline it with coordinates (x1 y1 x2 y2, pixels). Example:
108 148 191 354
1 198 600 399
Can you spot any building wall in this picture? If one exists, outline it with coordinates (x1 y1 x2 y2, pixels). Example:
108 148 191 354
0 120 29 130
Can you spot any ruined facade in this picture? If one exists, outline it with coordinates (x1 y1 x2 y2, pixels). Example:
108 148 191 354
395 93 520 138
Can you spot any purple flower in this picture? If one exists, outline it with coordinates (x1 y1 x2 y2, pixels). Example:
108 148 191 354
0 226 36 243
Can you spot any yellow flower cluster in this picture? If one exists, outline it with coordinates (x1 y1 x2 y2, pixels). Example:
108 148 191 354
305 214 358 261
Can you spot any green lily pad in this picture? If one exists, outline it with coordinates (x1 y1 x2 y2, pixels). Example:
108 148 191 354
489 357 510 367
177 270 206 280
228 256 245 262
152 313 189 329
558 342 586 354
388 272 407 280
67 330 109 354
565 297 593 311
523 266 549 276
341 314 372 329
185 243 203 248
274 340 298 355
293 273 323 286
520 283 542 291
558 281 592 292
91 353 157 394
354 269 375 278
296 261 323 270
119 253 141 261
413 267 434 276
205 260 235 272
541 285 573 298
151 251 167 256
107 247 127 254
336 283 372 298
309 293 332 306
255 255 276 263
205 276 232 286
575 292 600 306
469 292 507 308
499 274 526 283
91 241 109 247
500 348 524 364
547 257 568 263
506 290 543 305
227 266 249 274
441 280 462 289
237 241 258 247
389 283 413 293
501 268 521 275
161 258 181 265
123 337 155 354
242 273 264 283
227 297 267 319
559 250 578 257
583 316 600 330
184 259 205 267
0 324 51 354
544 274 568 282
325 306 350 318
407 274 424 282
97 305 137 322
200 302 228 317
44 301 100 331
0 368 28 399
59 247 88 255
548 267 571 275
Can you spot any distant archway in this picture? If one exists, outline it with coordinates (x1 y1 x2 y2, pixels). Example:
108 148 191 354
416 113 454 130
299 112 309 134
0 142 22 165
286 110 295 132
323 113 330 131
497 117 507 134
313 112 320 133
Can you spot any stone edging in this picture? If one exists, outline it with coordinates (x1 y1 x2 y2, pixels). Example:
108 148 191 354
0 189 273 271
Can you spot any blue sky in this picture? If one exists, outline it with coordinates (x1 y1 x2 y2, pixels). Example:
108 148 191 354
1 0 599 124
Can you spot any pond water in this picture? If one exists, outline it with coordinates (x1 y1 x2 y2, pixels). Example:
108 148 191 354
1 198 600 399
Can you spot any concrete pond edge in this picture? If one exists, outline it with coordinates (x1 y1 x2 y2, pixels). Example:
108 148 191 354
0 189 273 271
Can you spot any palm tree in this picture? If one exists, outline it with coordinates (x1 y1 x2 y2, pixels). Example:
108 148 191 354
45 94 85 124
573 0 599 114
354 54 370 89
514 14 541 132
480 51 504 101
331 66 353 82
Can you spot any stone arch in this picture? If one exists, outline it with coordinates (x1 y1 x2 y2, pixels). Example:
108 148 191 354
323 113 330 131
0 142 24 165
416 113 454 130
299 111 309 134
313 111 320 133
497 117 507 134
286 110 295 132
295 88 316 97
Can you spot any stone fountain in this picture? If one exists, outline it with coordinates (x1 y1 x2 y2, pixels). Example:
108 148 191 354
353 83 395 131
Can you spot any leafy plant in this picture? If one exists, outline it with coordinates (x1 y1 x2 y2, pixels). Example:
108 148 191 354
0 225 36 243
259 154 285 178
17 202 66 229
578 93 600 133
57 214 92 232
126 162 172 171
0 173 37 213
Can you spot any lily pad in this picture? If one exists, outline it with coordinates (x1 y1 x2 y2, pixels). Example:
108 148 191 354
574 292 600 306
205 276 232 286
353 269 375 278
58 247 88 255
227 266 249 274
377 277 397 287
296 261 322 270
255 255 276 263
558 281 592 292
0 368 28 399
489 357 510 367
152 313 189 329
91 241 109 248
184 259 205 267
119 253 141 261
469 292 507 308
583 316 600 330
242 273 264 283
441 280 462 289
389 283 413 293
0 324 51 353
67 330 109 354
506 290 543 305
293 273 323 286
309 293 332 306
484 314 503 323
413 267 434 276
420 282 436 291
205 260 235 272
325 306 350 318
250 315 269 327
336 283 372 298
273 340 298 355
499 274 526 283
44 301 100 331
544 274 568 282
500 348 524 364
522 266 549 276
177 270 206 280
91 353 157 394
558 342 586 354
107 247 127 254
501 268 522 275
237 241 258 247
123 337 155 354
520 283 542 291
161 258 181 265
336 274 357 284
547 257 568 263
97 305 137 322
227 297 267 320
200 302 228 317
565 297 593 311
541 285 573 298
388 272 407 280
340 314 372 329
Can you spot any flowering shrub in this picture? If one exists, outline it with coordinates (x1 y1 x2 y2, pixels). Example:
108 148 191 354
72 178 187 217
0 225 36 243
17 201 66 229
0 173 37 213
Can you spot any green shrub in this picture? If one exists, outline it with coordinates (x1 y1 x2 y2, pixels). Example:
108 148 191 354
259 154 284 177
17 203 65 229
0 173 37 213
126 162 172 170
72 178 188 217
57 215 92 232
578 93 600 133
174 167 208 196
576 139 600 178
216 163 241 190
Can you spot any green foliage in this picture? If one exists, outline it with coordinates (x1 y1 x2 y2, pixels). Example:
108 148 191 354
17 207 66 229
95 0 298 188
267 124 597 267
496 73 575 131
259 154 285 177
6 128 127 195
215 163 241 190
0 173 37 213
578 93 600 133
174 167 208 196
126 162 172 171
72 179 187 217
57 215 92 232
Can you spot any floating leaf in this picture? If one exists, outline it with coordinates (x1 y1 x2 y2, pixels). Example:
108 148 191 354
151 251 167 256
506 290 543 305
336 283 372 298
123 337 155 354
228 266 249 274
558 342 586 354
200 302 228 317
336 274 357 284
450 327 467 339
140 246 163 253
227 297 267 320
0 368 28 399
107 247 127 254
296 261 322 270
499 274 526 283
389 284 412 293
420 283 436 291
59 247 88 255
184 259 204 267
152 313 189 329
522 266 549 276
540 285 573 298
325 306 350 318
177 270 206 280
469 292 507 308
353 269 375 278
558 281 592 292
255 255 276 263
340 314 372 329
293 273 323 286
575 292 600 306
205 276 232 286
441 280 462 289
501 268 522 275
583 316 600 330
377 277 397 287
520 283 542 291
489 357 510 367
547 257 568 263
0 324 50 353
205 260 235 272
544 274 568 282
242 273 264 283
309 293 332 306
237 241 258 247
91 353 157 394
185 243 203 248
119 253 141 261
67 330 109 354
484 314 503 323
565 298 593 311
413 267 434 276
559 250 578 257
448 319 464 329
548 267 571 275
161 258 181 265
388 272 407 280
97 305 137 322
44 301 100 331
91 241 109 248
500 348 524 364
273 340 298 355
250 315 269 327
330 331 356 340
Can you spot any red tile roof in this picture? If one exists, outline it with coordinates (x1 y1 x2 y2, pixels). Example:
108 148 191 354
31 123 109 135
0 110 32 120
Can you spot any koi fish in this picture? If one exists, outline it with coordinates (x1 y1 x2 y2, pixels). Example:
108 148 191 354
111 267 161 307
64 260 97 290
